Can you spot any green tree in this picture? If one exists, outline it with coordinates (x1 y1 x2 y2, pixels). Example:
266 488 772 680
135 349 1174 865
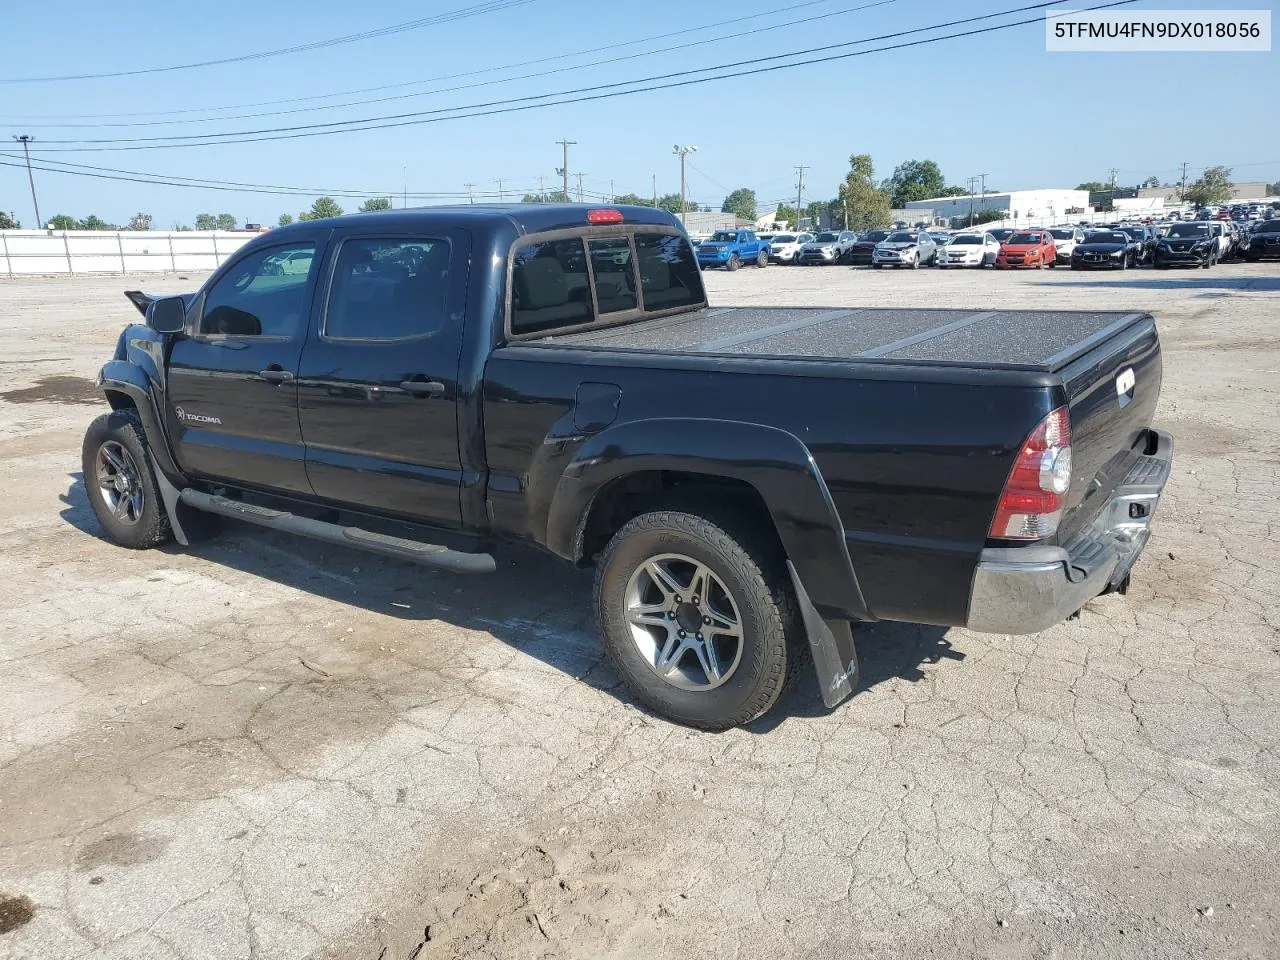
1266 182 1280 196
358 197 392 213
1076 181 1107 193
49 214 78 230
214 213 237 230
655 193 696 214
973 209 1008 225
277 213 294 226
938 185 969 198
840 154 892 231
127 212 152 231
1184 166 1234 208
520 190 571 203
298 196 344 221
194 213 217 231
1142 176 1161 189
611 192 653 207
78 214 111 230
175 224 193 231
882 159 947 207
0 211 18 229
720 187 757 221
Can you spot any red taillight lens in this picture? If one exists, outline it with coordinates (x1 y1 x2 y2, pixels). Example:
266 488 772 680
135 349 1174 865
586 209 624 224
989 406 1072 540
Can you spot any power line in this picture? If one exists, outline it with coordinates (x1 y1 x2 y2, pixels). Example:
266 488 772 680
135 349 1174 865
5 0 895 129
1 0 856 121
22 1 1133 153
0 1 537 84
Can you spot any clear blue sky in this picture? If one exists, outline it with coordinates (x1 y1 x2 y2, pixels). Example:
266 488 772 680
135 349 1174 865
2 0 1277 227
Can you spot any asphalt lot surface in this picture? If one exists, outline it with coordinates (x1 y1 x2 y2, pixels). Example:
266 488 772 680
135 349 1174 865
1 261 1277 960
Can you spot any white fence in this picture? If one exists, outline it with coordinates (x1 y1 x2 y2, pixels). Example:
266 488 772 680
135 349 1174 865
0 230 257 277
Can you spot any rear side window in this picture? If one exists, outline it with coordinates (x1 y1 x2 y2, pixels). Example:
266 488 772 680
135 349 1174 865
634 234 703 312
511 239 592 335
325 238 449 341
510 231 704 336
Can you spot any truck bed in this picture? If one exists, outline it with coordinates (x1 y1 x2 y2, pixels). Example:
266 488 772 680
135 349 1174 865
545 307 1148 373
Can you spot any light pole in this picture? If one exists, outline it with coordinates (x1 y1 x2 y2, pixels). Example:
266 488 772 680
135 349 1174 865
673 145 697 225
13 135 41 228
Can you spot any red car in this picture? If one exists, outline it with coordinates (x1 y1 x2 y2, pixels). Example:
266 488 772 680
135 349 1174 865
995 230 1057 269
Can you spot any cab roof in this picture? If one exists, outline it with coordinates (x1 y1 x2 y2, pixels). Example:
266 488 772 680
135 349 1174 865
269 203 683 238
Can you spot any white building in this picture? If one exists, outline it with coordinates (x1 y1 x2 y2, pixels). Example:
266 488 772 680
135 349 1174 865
906 189 1091 225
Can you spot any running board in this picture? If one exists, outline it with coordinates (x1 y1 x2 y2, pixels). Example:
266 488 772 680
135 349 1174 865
177 489 496 574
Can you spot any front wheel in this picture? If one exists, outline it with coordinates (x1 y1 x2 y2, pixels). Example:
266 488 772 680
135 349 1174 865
756 251 768 268
726 254 741 272
594 509 800 730
81 410 173 549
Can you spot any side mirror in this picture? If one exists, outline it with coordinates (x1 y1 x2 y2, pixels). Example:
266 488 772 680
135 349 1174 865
146 296 187 334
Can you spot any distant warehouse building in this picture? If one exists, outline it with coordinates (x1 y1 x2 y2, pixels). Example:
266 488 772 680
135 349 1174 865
906 189 1090 224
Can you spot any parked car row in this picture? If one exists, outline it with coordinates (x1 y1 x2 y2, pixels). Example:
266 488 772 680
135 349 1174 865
693 215 1280 272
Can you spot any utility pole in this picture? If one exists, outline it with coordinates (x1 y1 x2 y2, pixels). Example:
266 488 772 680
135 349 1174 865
1108 167 1119 190
574 172 587 203
673 145 697 225
978 172 989 216
609 179 614 203
538 174 546 202
403 165 408 210
13 135 41 228
463 182 476 204
493 177 505 201
555 139 575 201
652 173 657 208
794 164 808 231
967 177 978 226
1179 161 1188 202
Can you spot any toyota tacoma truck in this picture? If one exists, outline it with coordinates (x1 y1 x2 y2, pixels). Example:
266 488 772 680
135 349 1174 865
694 229 770 270
84 204 1172 730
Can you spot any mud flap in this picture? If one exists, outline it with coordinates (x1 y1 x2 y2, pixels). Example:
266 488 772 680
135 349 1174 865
149 453 190 545
787 560 859 708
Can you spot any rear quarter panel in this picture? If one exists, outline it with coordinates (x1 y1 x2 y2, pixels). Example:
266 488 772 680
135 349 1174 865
482 349 1056 627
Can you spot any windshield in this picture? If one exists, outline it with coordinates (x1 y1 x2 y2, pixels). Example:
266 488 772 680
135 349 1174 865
709 231 737 242
1118 228 1144 239
814 233 838 242
886 232 916 243
772 234 796 243
988 229 1013 240
951 235 981 245
1166 223 1210 238
860 230 890 242
1086 232 1127 244
1049 229 1075 239
1257 220 1280 234
1008 233 1043 244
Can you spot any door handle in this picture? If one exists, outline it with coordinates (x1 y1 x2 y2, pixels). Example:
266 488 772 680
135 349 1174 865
259 367 294 384
399 379 445 397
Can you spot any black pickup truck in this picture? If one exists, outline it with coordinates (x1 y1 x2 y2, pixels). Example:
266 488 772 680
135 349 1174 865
85 204 1172 730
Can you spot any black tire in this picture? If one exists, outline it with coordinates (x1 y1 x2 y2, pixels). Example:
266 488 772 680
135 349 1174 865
909 256 919 270
594 508 800 731
726 254 741 272
1119 255 1127 270
756 251 768 268
81 410 173 549
872 262 882 269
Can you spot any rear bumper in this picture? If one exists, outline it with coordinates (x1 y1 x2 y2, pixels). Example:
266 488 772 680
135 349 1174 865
966 428 1173 634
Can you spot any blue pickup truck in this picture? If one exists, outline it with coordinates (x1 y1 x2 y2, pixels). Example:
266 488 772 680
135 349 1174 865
695 229 771 271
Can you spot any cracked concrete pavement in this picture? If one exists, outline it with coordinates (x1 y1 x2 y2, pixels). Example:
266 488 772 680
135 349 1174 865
0 264 1277 959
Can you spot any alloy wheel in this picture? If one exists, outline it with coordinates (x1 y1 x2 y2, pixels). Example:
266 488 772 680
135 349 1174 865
95 440 144 525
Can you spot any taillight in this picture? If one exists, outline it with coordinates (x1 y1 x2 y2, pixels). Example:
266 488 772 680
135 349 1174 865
586 209 624 224
989 406 1072 540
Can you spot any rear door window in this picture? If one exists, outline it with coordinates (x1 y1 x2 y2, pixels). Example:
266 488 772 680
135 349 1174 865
324 238 449 341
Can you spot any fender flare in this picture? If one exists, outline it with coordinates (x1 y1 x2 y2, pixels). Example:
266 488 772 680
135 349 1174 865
546 418 872 622
97 359 183 483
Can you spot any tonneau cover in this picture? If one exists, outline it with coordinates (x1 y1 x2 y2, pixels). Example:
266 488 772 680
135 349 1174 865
544 307 1149 373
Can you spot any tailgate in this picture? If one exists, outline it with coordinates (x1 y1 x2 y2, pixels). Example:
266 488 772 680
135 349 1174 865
1055 316 1162 544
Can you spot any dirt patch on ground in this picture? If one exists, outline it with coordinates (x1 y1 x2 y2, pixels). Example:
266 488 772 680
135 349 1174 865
0 374 102 405
0 894 36 934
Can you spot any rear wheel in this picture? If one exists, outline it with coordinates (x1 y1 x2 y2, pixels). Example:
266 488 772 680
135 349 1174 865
594 509 800 730
756 251 768 268
81 410 173 550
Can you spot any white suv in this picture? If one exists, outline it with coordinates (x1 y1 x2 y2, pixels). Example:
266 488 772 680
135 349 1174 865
767 232 813 264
